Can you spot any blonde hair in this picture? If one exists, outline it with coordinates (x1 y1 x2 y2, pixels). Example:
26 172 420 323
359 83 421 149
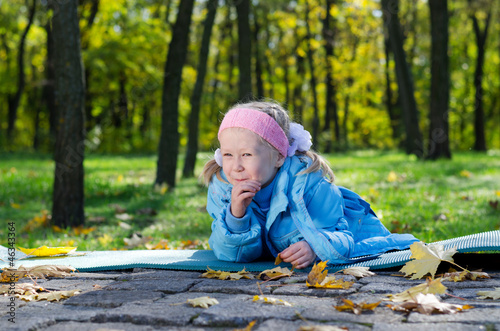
200 101 335 186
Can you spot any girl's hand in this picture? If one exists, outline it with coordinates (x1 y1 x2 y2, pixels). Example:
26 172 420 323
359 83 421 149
230 179 261 218
279 241 316 269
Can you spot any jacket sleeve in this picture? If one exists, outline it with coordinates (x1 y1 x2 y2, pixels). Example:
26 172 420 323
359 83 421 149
301 176 355 263
206 183 263 262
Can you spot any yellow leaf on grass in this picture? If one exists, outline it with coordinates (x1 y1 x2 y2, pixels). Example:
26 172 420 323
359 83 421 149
17 246 77 257
400 242 457 279
334 298 381 315
201 267 254 280
387 171 398 182
10 202 21 209
186 296 219 308
388 278 447 302
253 295 293 306
477 288 500 300
258 266 293 280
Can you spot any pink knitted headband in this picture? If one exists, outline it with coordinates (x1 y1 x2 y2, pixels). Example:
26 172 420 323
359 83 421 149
218 108 289 157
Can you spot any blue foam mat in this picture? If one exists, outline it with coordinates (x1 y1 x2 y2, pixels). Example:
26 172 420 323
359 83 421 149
1 230 499 273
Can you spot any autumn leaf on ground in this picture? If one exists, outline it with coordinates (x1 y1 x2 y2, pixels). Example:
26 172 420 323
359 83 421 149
145 239 170 250
298 326 347 331
0 268 26 283
123 233 152 248
201 267 254 280
186 296 219 308
477 288 500 300
17 246 77 257
341 266 375 278
0 283 44 296
387 278 447 302
18 265 76 279
388 293 473 315
400 242 457 279
258 266 293 280
334 298 381 315
233 320 256 331
442 269 490 282
20 289 81 302
253 295 293 306
306 261 329 286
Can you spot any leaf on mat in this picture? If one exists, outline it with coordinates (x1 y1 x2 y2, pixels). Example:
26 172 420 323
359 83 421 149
341 266 375 278
17 246 77 257
201 267 254 280
334 298 381 315
477 288 500 300
233 320 256 331
400 242 457 279
253 295 293 306
387 278 447 302
186 296 219 308
306 261 329 286
388 293 473 315
442 269 490 282
258 266 293 280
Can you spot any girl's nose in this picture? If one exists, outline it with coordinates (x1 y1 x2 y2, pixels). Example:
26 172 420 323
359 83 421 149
235 157 244 171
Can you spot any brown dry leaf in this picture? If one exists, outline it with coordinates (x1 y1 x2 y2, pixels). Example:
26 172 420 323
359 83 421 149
32 289 81 302
341 266 375 278
442 269 490 282
334 298 381 315
186 296 219 308
388 293 472 315
387 278 447 302
400 242 457 279
257 266 293 280
201 267 254 280
253 295 293 306
18 265 76 279
233 320 256 331
0 283 44 295
0 268 27 283
477 288 500 300
306 261 329 286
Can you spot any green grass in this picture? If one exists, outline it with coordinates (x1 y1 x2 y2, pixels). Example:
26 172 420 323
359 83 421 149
0 150 499 251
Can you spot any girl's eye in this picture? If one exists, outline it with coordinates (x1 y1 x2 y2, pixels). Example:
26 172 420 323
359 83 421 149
243 153 252 157
223 153 232 157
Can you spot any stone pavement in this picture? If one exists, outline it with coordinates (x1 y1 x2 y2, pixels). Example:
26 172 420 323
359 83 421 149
1 267 499 331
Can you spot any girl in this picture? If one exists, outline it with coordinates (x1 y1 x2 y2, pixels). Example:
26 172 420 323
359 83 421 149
201 101 418 269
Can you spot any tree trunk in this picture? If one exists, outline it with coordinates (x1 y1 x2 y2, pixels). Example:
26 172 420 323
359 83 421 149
6 0 36 145
51 0 86 228
304 0 320 148
234 0 253 101
155 0 195 189
43 22 58 149
183 0 218 178
381 0 423 157
469 0 491 152
322 0 339 153
427 0 451 159
252 9 265 100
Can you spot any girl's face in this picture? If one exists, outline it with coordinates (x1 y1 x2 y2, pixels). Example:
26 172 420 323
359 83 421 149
219 128 285 188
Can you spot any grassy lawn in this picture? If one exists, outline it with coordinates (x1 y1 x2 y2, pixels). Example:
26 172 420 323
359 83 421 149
1 150 499 252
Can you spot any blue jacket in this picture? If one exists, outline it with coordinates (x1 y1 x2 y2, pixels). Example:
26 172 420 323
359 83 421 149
207 155 419 264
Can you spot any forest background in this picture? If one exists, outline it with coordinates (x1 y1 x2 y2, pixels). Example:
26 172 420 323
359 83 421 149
0 0 499 235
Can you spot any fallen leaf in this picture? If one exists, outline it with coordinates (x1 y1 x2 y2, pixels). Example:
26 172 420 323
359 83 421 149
123 233 152 248
308 275 354 289
186 296 219 308
258 266 293 280
201 267 254 280
341 266 375 278
233 320 256 331
17 246 77 257
442 269 490 282
387 171 398 182
145 239 170 250
334 298 381 315
30 289 81 302
388 293 472 315
477 288 500 300
459 170 471 178
253 295 293 306
298 326 347 331
400 242 457 279
387 278 447 302
18 265 76 279
0 283 44 295
307 261 329 286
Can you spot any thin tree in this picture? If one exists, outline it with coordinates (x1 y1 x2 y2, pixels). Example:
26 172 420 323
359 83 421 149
155 0 195 189
468 0 492 152
51 0 86 227
183 0 218 178
381 0 423 157
427 0 451 159
6 0 36 145
234 0 253 101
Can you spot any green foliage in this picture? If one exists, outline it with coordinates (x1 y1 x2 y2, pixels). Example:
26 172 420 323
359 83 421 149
0 151 499 251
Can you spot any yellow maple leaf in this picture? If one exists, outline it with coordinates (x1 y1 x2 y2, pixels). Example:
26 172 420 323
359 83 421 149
477 288 500 300
306 260 329 286
253 295 293 306
201 267 253 280
334 298 381 315
388 278 447 302
400 242 457 279
17 246 77 257
186 296 219 308
308 275 354 289
258 266 293 280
